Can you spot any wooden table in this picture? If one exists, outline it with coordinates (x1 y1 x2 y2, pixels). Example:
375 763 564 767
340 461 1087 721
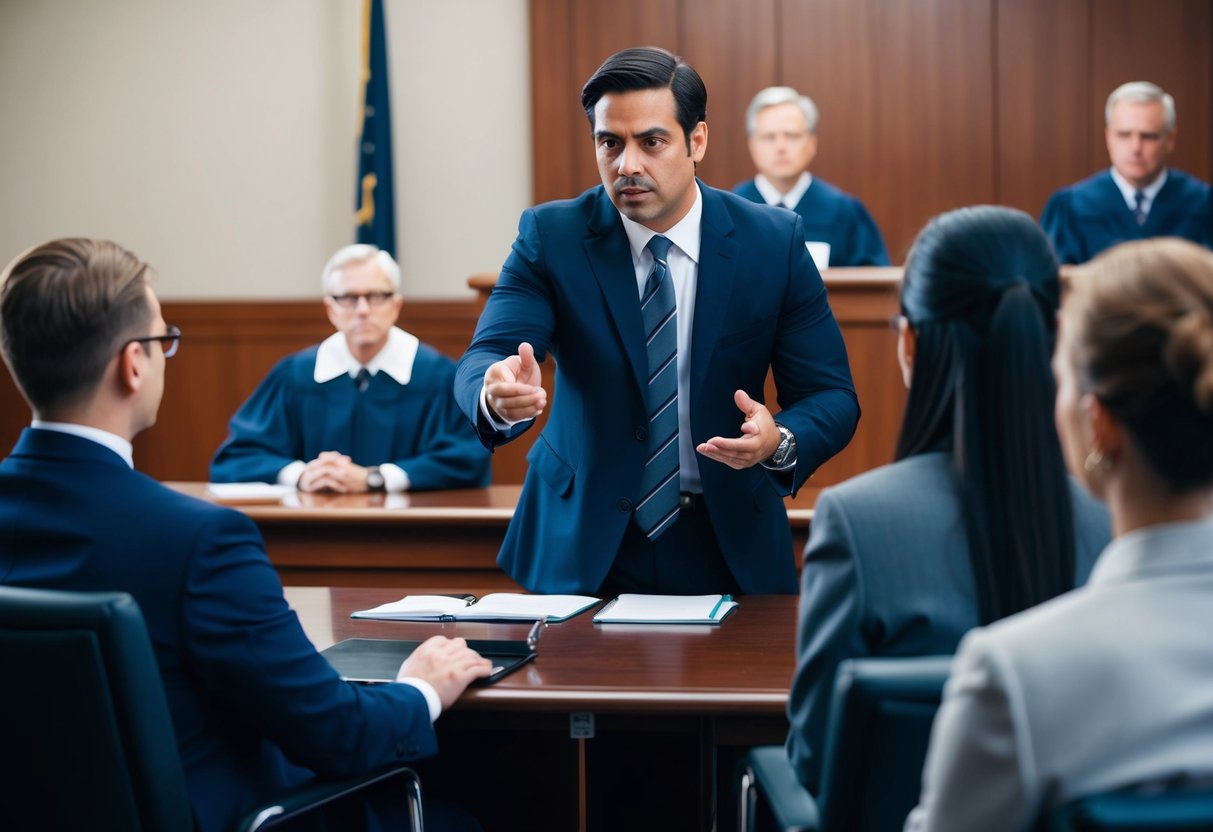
286 585 798 832
170 483 821 588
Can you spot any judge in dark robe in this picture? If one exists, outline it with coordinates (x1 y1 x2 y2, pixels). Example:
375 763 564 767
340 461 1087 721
733 86 889 269
1042 80 1212 265
210 245 490 492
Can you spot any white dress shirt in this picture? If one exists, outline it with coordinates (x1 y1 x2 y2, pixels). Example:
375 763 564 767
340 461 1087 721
618 184 705 494
754 171 812 210
1110 166 1168 217
278 326 421 492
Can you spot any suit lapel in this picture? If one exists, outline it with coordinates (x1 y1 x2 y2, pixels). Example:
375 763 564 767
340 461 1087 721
584 188 649 395
691 185 739 404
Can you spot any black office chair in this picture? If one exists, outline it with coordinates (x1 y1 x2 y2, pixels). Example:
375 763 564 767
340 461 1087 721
738 655 953 832
1043 784 1213 831
0 584 423 831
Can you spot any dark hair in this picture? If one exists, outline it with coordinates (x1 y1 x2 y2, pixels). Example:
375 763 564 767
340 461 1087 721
1065 238 1213 493
580 46 707 152
1 238 153 415
896 206 1076 625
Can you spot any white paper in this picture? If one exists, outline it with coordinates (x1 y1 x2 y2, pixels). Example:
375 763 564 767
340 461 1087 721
206 482 295 500
592 593 738 624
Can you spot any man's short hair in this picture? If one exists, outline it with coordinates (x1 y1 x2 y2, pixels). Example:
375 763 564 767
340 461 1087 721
1105 81 1176 133
0 238 153 414
580 46 707 153
321 244 401 296
745 86 819 136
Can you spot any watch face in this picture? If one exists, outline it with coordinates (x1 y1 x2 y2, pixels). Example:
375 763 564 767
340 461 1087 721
366 468 384 490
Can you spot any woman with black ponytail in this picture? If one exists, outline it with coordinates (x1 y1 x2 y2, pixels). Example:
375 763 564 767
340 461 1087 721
786 206 1111 792
909 236 1213 832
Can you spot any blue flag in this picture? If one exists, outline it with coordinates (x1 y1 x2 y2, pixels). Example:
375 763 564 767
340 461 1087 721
354 0 396 256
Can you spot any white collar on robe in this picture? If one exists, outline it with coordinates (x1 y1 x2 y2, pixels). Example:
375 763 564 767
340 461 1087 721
313 326 419 385
1109 166 1168 213
754 171 812 208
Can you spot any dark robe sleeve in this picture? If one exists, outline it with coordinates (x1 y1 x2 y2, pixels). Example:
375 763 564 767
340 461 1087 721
389 349 491 490
209 355 305 483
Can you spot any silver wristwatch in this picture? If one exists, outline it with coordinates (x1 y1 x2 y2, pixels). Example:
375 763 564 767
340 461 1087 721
365 466 386 492
768 423 797 468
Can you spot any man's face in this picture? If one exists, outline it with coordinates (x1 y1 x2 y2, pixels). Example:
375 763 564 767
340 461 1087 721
1105 99 1174 190
748 102 817 185
593 87 707 233
323 258 402 358
134 287 168 433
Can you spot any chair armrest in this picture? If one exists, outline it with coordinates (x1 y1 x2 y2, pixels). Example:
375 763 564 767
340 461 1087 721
739 746 820 832
1045 787 1213 832
238 764 423 832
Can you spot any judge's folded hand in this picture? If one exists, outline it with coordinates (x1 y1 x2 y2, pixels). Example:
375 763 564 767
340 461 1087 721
696 389 782 470
298 451 368 493
398 636 494 709
484 341 548 422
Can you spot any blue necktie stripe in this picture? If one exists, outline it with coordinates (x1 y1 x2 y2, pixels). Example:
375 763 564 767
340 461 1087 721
1133 191 1147 226
634 235 681 540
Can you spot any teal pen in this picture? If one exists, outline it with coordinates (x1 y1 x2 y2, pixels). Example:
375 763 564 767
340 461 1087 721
708 594 732 619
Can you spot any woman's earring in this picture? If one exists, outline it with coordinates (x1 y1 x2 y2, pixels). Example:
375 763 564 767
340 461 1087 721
1083 448 1107 473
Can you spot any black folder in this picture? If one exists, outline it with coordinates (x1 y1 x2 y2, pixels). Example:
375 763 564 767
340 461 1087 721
321 637 536 685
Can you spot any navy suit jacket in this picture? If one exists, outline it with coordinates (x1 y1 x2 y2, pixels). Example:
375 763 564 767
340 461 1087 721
733 177 890 267
1041 168 1212 264
0 429 437 832
455 183 859 594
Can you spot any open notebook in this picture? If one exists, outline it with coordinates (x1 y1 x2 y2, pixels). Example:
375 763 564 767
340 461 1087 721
351 593 600 623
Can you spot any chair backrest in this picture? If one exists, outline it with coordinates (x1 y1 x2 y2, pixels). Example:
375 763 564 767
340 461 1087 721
0 585 194 831
1045 785 1213 831
815 655 953 832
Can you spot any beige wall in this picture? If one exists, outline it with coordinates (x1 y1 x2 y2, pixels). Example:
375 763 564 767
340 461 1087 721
0 0 532 300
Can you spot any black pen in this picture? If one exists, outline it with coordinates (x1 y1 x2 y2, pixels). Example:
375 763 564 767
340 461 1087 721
527 618 546 651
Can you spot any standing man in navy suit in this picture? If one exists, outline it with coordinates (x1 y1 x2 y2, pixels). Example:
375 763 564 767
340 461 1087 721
1042 81 1212 264
0 238 491 831
455 47 859 596
733 86 890 269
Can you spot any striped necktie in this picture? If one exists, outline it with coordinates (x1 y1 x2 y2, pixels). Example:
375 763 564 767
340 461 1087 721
355 368 371 393
634 235 680 540
1133 190 1147 226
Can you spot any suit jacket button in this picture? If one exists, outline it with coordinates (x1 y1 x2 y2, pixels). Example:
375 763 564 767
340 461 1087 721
617 499 632 512
635 427 647 441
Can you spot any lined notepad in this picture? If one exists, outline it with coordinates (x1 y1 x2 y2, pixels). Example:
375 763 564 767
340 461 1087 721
592 594 738 625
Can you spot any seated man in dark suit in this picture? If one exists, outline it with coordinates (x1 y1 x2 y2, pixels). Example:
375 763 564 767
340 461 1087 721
1042 81 1212 264
211 244 490 493
0 238 492 831
733 86 890 269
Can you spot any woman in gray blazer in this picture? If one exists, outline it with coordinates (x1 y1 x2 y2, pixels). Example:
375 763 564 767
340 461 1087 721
786 206 1112 792
906 238 1213 831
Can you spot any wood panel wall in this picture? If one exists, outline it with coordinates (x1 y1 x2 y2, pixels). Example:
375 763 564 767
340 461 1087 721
0 283 904 488
530 0 1212 263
